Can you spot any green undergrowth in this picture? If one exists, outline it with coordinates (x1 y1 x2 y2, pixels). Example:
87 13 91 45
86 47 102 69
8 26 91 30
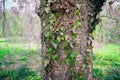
0 40 42 80
0 65 42 80
93 43 120 80
1 39 120 79
0 41 38 59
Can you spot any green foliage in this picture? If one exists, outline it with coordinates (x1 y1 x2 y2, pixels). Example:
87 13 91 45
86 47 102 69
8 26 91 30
0 65 42 80
72 72 86 80
0 41 37 59
43 11 80 63
74 10 79 16
65 50 78 65
93 43 120 80
0 40 41 80
105 68 120 80
93 66 105 79
71 20 81 32
0 70 14 79
0 38 6 42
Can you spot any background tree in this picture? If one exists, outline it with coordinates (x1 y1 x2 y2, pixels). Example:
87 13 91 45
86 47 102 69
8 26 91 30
94 0 120 43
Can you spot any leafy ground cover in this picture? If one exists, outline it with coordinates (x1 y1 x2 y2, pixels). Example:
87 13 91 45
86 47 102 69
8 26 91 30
93 43 120 80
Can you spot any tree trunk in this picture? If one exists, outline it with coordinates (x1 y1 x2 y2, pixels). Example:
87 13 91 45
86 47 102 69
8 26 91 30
36 0 105 80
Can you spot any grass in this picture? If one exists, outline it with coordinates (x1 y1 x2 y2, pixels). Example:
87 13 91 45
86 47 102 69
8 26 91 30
93 43 120 80
0 40 42 80
0 41 38 59
0 65 42 80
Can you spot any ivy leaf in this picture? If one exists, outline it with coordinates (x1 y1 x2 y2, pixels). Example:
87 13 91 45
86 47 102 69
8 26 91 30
65 35 69 40
65 58 70 65
44 7 50 13
52 43 57 48
60 32 64 36
70 43 74 48
74 10 79 16
87 40 91 45
71 20 82 31
76 4 81 9
45 31 50 37
88 46 93 49
47 47 53 53
51 55 58 60
47 48 51 52
72 33 77 39
70 50 78 60
57 36 61 42
43 60 50 67
49 14 56 22
52 40 59 48
48 0 53 4
65 50 78 65
62 42 68 49
60 28 64 31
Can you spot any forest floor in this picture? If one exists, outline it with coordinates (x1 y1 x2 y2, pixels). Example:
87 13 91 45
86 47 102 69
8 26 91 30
0 39 120 79
0 39 42 79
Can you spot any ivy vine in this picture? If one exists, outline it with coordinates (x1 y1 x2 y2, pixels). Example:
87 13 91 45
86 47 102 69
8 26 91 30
36 0 105 79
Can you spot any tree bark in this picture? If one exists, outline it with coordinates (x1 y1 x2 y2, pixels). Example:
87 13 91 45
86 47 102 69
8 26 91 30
36 0 105 80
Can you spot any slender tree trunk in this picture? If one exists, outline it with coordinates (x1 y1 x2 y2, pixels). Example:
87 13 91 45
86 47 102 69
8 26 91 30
36 0 105 80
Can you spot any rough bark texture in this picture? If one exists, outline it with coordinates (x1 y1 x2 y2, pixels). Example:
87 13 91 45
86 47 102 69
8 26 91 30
36 0 105 80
